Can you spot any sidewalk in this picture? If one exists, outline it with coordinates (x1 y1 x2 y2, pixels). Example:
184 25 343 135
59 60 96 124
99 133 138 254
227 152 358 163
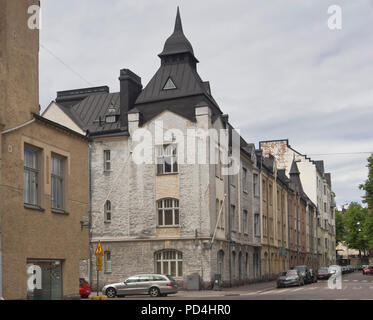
174 280 277 298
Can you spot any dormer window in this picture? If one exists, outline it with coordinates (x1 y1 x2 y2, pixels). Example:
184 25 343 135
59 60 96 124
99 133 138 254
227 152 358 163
105 115 117 124
163 77 177 90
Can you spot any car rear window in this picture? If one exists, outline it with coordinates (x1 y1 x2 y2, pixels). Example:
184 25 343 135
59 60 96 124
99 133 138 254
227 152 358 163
318 268 328 272
153 275 167 281
166 275 176 282
286 270 298 275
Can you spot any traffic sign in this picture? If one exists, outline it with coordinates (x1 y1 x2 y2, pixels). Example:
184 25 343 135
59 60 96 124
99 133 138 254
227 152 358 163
96 255 102 271
95 240 104 256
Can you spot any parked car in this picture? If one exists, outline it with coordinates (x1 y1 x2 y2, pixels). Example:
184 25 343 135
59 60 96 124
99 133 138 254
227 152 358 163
341 266 348 274
347 265 355 273
317 267 331 280
79 278 91 298
292 266 312 284
359 265 368 271
102 274 178 298
309 269 318 283
362 266 373 275
277 270 304 288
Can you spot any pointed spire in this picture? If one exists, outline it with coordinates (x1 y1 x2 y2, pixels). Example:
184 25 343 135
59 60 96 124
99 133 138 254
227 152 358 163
289 160 300 175
158 7 198 63
174 6 183 33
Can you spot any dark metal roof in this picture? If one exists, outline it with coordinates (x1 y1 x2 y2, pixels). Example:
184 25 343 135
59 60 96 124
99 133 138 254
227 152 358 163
135 60 217 106
158 7 197 61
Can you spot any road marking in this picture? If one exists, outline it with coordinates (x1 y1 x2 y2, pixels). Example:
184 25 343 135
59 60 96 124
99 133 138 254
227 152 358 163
353 280 358 282
258 289 278 295
291 288 304 292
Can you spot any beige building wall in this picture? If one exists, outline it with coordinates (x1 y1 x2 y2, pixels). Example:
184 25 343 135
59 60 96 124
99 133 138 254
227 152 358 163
1 119 89 299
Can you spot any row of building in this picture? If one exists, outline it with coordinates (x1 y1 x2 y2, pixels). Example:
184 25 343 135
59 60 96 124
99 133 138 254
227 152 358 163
0 1 336 299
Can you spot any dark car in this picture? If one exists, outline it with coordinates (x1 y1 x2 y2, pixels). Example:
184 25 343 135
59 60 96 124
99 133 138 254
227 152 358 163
79 278 91 298
277 270 304 288
309 269 318 283
292 265 312 284
317 267 330 280
362 266 373 275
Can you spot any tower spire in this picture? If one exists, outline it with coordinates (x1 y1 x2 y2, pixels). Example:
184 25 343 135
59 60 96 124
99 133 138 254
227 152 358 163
174 6 183 33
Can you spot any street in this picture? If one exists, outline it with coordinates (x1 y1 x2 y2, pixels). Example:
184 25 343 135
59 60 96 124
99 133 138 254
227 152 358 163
100 271 373 300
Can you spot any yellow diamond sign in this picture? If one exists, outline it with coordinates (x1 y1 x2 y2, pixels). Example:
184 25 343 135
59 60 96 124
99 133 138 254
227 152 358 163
95 240 104 256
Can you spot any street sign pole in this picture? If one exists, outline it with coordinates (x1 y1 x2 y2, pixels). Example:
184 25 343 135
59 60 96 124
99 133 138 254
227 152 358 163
94 241 104 297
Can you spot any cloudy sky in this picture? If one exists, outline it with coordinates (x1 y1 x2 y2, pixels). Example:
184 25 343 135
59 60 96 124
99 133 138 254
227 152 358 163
38 0 373 207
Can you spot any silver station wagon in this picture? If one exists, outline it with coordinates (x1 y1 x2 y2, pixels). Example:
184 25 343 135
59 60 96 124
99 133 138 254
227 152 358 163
102 274 178 298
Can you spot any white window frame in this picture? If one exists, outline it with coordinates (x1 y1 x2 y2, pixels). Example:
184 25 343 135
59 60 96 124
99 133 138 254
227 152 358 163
104 251 112 273
104 200 112 223
24 146 40 206
157 198 180 227
156 144 178 175
242 167 247 193
155 250 183 277
104 150 111 172
51 154 65 210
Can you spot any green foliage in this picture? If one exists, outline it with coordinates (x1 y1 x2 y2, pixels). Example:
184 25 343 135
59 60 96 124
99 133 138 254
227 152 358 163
335 210 344 244
342 202 369 251
360 153 373 210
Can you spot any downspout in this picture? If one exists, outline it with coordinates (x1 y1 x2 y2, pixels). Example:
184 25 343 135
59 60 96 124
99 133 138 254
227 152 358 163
88 142 93 287
227 164 232 288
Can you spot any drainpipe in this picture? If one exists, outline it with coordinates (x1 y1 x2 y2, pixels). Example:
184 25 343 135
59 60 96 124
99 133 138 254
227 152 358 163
88 142 93 287
0 235 2 300
227 163 232 288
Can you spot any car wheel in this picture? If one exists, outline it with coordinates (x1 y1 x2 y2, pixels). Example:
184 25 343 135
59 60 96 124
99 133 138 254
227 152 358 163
105 287 117 298
149 287 161 297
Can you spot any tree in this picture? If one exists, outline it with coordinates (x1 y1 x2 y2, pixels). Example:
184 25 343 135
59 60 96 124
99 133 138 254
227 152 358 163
359 153 373 250
335 210 345 244
360 153 373 210
342 202 369 255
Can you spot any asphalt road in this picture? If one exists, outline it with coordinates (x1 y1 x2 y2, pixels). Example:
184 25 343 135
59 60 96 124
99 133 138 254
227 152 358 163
112 271 373 300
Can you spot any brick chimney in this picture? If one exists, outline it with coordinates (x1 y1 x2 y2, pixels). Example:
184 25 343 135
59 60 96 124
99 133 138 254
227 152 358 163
118 69 142 130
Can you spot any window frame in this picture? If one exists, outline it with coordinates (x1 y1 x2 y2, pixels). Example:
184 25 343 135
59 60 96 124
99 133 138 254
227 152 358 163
104 150 111 172
104 251 112 273
242 167 247 193
156 144 178 175
157 198 180 227
254 213 261 237
24 145 41 207
155 250 183 278
104 200 112 223
50 153 65 211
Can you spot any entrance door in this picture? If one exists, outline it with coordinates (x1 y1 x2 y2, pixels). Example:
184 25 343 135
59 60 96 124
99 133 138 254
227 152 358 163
27 260 63 300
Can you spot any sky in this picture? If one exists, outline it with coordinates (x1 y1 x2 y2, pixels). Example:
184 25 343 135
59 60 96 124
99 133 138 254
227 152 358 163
38 0 373 207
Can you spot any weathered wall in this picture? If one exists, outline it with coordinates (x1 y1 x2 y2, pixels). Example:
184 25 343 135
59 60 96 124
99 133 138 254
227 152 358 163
1 120 89 299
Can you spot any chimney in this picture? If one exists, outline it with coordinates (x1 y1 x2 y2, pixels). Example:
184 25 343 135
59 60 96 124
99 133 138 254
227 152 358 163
119 69 142 130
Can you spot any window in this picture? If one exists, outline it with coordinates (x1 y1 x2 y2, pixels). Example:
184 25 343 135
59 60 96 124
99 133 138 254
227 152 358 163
163 77 177 90
254 213 261 237
105 115 117 123
51 154 65 210
325 238 328 249
230 205 236 232
242 168 247 192
253 174 259 197
157 198 179 227
215 145 221 178
104 150 111 171
243 210 248 234
104 251 112 273
24 146 40 206
324 202 327 213
218 200 225 229
155 250 183 277
104 200 112 222
156 144 178 175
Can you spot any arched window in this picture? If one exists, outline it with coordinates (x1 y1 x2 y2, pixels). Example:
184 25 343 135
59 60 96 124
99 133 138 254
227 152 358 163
157 198 179 226
105 200 111 222
155 250 183 277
